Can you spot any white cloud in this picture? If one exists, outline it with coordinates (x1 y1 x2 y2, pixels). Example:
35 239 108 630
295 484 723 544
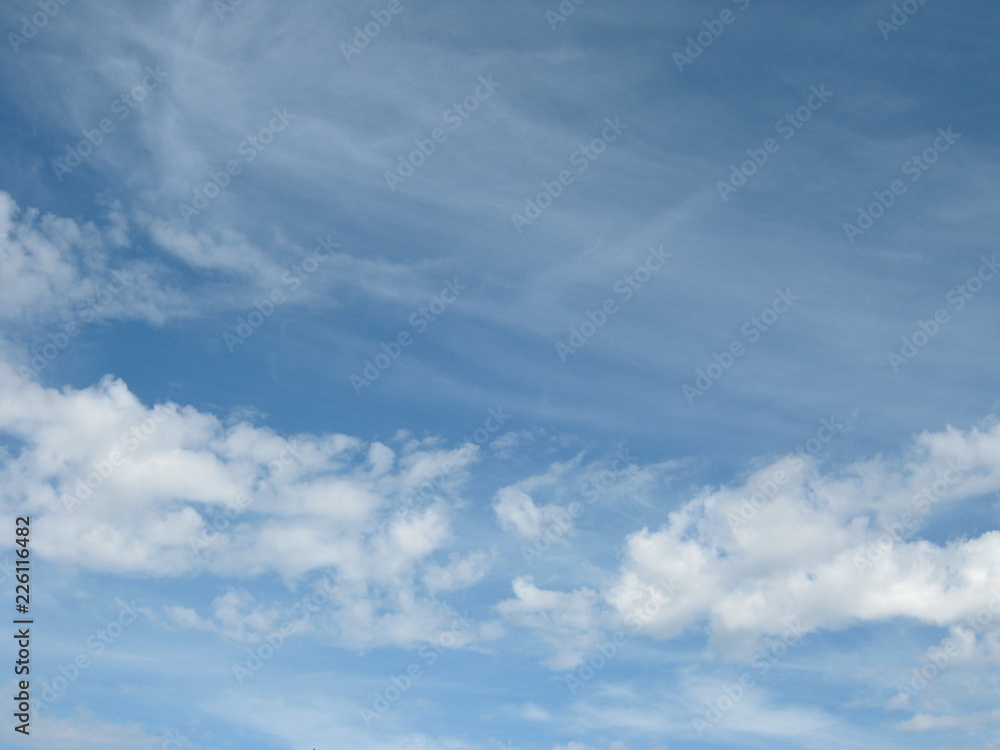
164 588 291 643
0 361 487 649
145 217 279 278
494 486 574 541
604 424 1000 651
491 456 607 542
0 191 172 325
497 576 602 669
0 191 432 359
424 549 496 594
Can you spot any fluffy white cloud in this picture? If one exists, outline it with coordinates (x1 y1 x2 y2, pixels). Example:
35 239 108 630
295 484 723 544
0 362 497 649
605 424 1000 651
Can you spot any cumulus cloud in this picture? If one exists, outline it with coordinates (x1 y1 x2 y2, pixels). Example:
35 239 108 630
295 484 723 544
603 424 1000 651
0 361 497 649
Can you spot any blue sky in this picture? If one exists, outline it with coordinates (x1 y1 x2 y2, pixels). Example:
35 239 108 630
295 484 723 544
1 0 1000 748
